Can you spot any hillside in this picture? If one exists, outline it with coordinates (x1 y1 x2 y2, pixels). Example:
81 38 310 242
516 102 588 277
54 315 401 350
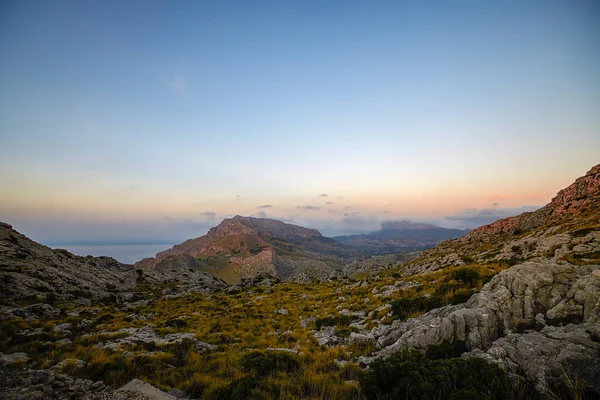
0 222 225 307
0 165 598 399
402 164 600 276
136 216 354 282
333 221 468 256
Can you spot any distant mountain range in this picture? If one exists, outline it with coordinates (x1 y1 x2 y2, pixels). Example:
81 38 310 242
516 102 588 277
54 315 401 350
333 221 468 255
135 217 469 282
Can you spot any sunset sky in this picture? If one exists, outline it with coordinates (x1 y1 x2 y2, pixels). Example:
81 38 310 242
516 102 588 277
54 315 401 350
1 0 599 246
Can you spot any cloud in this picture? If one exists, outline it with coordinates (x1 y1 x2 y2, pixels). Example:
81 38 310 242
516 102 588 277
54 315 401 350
383 204 392 208
297 205 321 211
492 202 499 207
164 72 187 93
257 204 273 209
200 211 216 217
326 202 334 205
444 206 541 229
319 193 328 197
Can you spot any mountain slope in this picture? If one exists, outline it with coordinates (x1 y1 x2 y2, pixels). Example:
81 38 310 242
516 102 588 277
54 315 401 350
136 216 354 282
333 221 468 256
0 222 225 307
403 164 600 275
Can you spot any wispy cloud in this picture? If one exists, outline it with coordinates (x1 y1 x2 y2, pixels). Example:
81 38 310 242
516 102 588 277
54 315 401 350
297 205 320 210
257 204 273 209
164 72 187 93
200 211 216 217
326 201 334 205
319 193 328 197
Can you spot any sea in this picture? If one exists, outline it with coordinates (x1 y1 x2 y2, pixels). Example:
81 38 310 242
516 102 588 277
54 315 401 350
53 244 173 264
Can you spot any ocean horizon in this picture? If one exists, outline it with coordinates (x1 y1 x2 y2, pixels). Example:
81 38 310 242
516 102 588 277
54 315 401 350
52 244 174 264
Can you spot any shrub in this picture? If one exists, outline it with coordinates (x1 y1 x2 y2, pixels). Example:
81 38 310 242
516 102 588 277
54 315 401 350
239 350 300 377
315 315 351 330
164 318 188 328
450 289 475 305
360 349 508 400
425 340 468 360
450 267 480 286
390 295 445 321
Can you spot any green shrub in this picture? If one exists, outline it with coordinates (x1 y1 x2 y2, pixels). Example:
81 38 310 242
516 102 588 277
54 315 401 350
315 315 351 330
425 340 468 360
164 318 188 328
390 295 445 321
450 267 480 285
360 349 508 400
239 350 300 377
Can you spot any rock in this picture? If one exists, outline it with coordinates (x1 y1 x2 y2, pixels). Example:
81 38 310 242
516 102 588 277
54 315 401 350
195 341 218 352
275 308 289 315
8 303 60 321
314 326 338 346
348 332 375 345
53 358 87 371
118 378 177 400
373 262 600 359
167 388 188 399
53 323 72 335
0 352 30 367
266 347 300 355
465 323 600 396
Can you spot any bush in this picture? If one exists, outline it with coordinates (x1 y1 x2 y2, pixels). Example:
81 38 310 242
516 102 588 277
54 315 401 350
450 267 480 286
360 349 508 400
390 295 445 321
425 340 468 360
164 318 188 328
239 350 300 377
315 315 351 330
450 289 475 305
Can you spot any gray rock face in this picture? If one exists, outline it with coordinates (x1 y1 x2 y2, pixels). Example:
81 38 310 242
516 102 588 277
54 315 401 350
367 261 600 395
467 323 600 395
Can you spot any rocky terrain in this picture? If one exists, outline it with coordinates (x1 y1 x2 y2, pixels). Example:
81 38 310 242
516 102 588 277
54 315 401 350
0 222 226 307
136 216 354 283
333 221 467 256
403 164 600 276
0 165 598 399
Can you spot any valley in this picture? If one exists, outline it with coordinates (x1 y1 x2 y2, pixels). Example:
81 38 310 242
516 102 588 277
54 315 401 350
0 165 599 399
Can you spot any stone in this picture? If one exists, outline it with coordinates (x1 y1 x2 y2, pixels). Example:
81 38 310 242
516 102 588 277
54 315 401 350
0 352 30 367
118 378 177 400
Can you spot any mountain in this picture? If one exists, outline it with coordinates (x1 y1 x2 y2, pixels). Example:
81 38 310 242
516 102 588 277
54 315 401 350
0 165 599 399
333 221 468 255
0 222 225 307
136 215 354 282
403 164 600 275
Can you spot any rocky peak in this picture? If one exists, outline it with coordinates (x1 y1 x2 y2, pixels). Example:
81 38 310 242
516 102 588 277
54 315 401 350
550 164 600 217
209 217 258 239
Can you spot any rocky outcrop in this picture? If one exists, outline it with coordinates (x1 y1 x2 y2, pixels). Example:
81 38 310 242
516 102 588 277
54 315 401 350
364 261 600 394
0 223 226 307
468 323 600 396
403 164 600 275
0 367 154 399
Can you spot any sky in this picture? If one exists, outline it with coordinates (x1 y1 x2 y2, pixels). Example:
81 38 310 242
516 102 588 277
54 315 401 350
1 0 599 246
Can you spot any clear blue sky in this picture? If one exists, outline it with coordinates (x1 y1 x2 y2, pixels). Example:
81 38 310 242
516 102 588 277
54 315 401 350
1 0 599 245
